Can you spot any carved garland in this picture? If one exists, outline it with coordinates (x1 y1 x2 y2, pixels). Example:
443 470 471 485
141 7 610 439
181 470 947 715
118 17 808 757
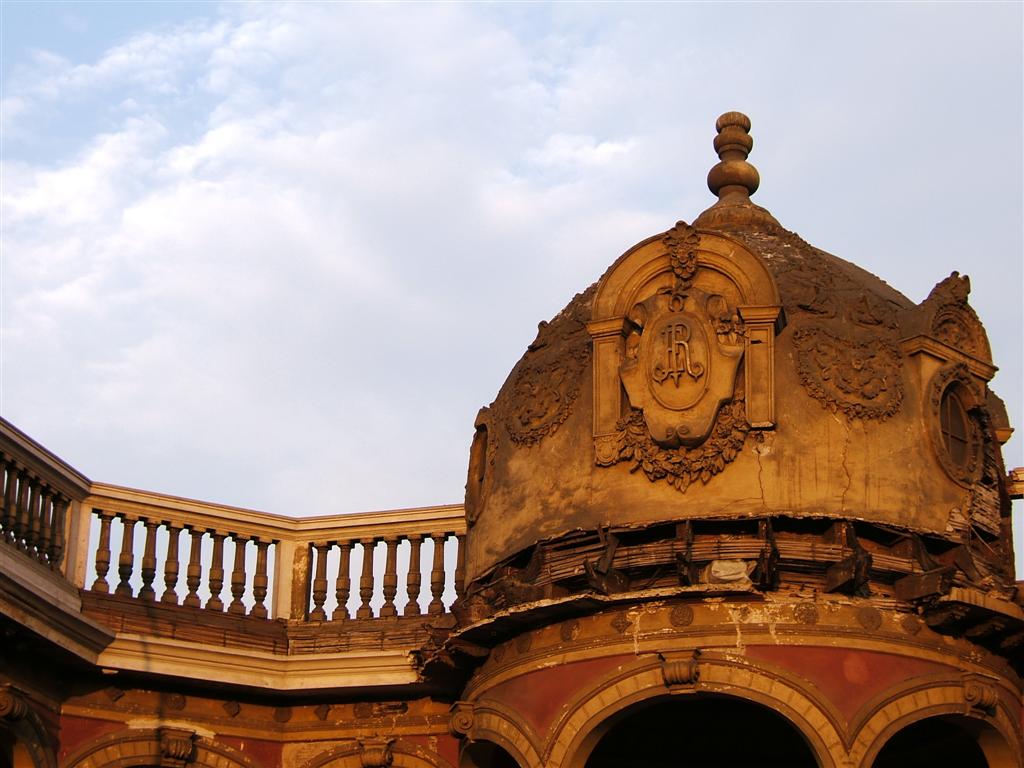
598 398 749 491
792 327 903 419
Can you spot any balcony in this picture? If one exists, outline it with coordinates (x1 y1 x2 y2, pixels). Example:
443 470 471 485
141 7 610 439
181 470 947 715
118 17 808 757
0 417 466 693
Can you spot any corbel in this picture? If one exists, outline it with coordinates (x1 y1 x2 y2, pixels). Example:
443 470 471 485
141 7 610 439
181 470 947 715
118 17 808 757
660 649 701 690
753 519 779 590
158 727 197 768
962 673 999 716
359 739 394 768
674 521 698 586
584 528 629 594
823 522 872 597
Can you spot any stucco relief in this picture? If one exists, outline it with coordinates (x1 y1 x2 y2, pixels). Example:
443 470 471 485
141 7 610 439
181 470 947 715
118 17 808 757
592 222 766 492
792 327 904 420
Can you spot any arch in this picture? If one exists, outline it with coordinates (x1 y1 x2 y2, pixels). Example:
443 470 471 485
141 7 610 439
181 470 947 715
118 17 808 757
592 229 781 321
0 689 56 768
465 701 542 768
850 685 1021 768
584 694 819 767
459 740 521 768
297 739 454 768
545 655 841 768
61 729 259 768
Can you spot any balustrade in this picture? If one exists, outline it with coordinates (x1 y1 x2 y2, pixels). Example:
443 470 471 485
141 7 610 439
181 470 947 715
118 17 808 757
3 417 467 628
1 418 88 571
79 484 465 625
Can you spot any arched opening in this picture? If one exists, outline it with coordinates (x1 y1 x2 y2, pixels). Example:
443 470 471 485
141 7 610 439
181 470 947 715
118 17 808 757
584 694 818 767
461 740 520 768
872 715 1005 768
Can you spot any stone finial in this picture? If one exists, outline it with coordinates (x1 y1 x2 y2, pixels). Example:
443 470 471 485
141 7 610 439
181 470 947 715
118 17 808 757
707 111 759 201
694 111 778 229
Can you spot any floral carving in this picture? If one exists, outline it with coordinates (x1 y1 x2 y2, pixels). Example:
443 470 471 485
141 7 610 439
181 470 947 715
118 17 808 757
792 328 903 419
503 345 589 445
499 288 593 447
663 221 700 288
599 399 749 491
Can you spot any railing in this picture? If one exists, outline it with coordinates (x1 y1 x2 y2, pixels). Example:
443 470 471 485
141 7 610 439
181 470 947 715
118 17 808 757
79 483 466 624
0 419 91 570
1 418 467 636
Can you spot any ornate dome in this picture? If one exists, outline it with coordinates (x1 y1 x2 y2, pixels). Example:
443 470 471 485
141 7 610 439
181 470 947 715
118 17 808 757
461 112 1013 616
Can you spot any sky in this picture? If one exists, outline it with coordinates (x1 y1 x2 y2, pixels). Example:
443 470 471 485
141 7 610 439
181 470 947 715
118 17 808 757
1 2 1021 565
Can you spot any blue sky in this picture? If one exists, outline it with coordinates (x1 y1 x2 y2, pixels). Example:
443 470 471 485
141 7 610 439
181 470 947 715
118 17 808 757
2 2 1022 565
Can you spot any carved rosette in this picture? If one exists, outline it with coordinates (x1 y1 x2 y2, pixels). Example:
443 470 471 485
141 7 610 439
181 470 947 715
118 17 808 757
792 327 903 419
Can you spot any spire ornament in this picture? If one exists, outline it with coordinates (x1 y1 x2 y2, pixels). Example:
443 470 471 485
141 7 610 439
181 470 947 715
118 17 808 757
694 111 779 228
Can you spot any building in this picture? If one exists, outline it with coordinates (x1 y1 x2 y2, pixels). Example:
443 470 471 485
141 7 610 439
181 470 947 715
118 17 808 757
1 112 1022 768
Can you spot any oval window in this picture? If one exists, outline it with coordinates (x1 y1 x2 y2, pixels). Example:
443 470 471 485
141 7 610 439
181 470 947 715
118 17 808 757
939 386 971 471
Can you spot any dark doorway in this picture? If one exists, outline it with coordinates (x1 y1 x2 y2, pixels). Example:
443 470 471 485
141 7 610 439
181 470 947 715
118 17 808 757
585 694 818 767
462 740 520 768
873 716 987 768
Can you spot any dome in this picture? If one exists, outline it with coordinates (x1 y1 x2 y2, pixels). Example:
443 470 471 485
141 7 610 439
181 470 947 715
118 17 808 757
461 112 1013 613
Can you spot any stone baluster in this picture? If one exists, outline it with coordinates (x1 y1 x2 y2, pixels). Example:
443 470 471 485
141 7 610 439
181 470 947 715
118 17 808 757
38 487 54 564
115 516 137 597
183 528 203 608
91 511 114 593
380 537 399 618
1 460 18 541
428 533 446 616
356 539 376 619
332 541 352 621
251 539 270 619
228 536 248 615
206 532 226 611
309 543 330 620
25 481 42 555
161 524 181 604
454 533 466 600
139 519 159 601
48 496 67 568
13 469 30 550
403 535 422 616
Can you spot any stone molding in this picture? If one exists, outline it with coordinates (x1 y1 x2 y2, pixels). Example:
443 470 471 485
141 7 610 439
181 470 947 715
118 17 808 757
62 729 258 768
294 738 453 768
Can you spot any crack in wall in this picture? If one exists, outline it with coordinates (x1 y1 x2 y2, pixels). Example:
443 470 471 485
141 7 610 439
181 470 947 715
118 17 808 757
836 415 853 512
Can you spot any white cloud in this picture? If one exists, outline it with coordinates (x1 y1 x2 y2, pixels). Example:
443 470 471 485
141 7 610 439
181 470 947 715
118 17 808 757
0 2 1020 539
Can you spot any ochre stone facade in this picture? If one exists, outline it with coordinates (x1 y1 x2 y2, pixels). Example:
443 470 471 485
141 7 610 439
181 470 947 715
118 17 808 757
1 112 1021 768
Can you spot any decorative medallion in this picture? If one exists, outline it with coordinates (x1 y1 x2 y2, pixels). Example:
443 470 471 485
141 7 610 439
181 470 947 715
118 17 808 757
560 619 581 642
500 289 593 447
793 603 818 625
900 614 923 635
610 612 632 635
669 604 695 627
598 399 749 492
514 633 532 654
620 285 744 448
792 327 903 419
927 363 984 487
856 606 883 632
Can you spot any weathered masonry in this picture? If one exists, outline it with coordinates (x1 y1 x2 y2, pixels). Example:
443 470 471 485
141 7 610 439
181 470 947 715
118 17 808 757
2 113 1022 768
